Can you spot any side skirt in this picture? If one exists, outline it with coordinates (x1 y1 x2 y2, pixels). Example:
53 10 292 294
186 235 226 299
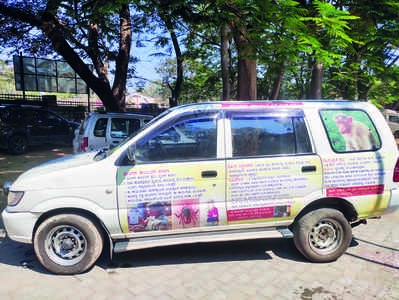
114 226 293 253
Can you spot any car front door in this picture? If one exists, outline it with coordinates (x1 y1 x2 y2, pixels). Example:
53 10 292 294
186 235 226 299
116 111 226 234
225 110 323 226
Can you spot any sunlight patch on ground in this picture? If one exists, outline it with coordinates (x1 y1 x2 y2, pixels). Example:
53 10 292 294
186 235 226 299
0 170 24 175
24 155 46 159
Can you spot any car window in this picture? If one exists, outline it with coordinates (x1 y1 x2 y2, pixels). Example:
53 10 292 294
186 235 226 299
134 113 217 163
46 112 63 125
0 109 23 124
320 109 381 152
94 118 108 137
23 109 40 125
389 115 399 123
293 117 312 153
230 113 300 157
111 118 141 138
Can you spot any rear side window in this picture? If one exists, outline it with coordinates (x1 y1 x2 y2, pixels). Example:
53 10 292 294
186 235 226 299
230 113 312 157
94 118 108 137
320 109 381 152
0 109 23 124
110 118 141 138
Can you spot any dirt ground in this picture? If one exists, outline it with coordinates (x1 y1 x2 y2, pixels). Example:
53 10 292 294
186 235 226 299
0 146 74 213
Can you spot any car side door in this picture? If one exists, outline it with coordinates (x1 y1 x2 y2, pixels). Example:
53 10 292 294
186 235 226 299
116 111 227 234
225 110 323 226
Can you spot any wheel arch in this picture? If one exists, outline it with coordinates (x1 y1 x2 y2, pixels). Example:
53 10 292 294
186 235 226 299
32 207 112 258
292 197 358 227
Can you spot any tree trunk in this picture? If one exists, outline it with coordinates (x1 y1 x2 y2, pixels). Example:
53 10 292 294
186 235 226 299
0 2 131 113
270 60 285 100
112 4 132 112
221 24 230 101
234 34 257 100
357 69 371 101
308 61 324 99
161 16 183 108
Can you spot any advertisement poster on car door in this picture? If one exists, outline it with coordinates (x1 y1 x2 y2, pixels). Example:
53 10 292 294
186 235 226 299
226 156 322 224
117 162 227 233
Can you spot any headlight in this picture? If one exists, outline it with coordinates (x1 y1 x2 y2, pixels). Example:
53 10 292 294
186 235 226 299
7 191 24 206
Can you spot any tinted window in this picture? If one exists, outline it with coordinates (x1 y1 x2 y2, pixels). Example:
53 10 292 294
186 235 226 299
0 108 23 124
111 118 141 138
320 109 381 152
42 111 63 125
134 113 217 163
293 118 312 153
231 113 298 157
94 118 108 137
24 109 40 125
389 115 399 123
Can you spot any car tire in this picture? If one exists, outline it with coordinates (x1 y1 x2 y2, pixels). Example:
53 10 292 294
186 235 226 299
293 208 352 263
34 214 104 275
8 135 27 154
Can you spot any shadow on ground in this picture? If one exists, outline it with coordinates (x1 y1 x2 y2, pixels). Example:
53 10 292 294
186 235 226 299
0 236 313 274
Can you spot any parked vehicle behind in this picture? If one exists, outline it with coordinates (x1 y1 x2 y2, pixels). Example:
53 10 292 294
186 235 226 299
0 104 79 154
381 109 399 138
2 100 399 275
73 112 153 153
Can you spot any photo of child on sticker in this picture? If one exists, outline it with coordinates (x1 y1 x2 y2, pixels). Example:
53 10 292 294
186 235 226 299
207 200 219 225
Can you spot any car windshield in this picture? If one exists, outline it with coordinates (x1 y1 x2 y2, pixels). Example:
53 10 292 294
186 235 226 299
94 110 172 161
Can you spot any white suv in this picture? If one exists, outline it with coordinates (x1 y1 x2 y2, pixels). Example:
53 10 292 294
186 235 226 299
3 100 399 274
73 112 153 153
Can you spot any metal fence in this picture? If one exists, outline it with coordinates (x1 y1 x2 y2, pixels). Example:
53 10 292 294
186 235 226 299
0 93 165 122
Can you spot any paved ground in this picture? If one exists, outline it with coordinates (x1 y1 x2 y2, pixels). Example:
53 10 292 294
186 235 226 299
0 210 398 300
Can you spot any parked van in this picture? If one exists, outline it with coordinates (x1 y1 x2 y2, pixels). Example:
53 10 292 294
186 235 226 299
3 101 399 274
381 109 399 138
73 112 153 153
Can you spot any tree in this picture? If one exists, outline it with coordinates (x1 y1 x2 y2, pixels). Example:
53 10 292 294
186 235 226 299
326 0 399 101
0 0 135 112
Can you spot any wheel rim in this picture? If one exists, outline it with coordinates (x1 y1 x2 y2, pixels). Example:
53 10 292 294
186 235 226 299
13 137 26 153
308 218 343 255
44 225 87 266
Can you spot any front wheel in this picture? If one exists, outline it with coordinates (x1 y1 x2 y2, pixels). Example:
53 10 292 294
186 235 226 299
293 208 352 263
34 214 103 275
8 135 27 154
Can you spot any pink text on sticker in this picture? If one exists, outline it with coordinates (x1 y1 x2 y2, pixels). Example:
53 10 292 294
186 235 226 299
326 184 384 197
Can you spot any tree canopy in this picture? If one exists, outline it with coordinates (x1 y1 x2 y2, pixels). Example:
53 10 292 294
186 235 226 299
0 0 398 110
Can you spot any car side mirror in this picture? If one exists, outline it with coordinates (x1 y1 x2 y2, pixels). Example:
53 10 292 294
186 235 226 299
127 143 136 164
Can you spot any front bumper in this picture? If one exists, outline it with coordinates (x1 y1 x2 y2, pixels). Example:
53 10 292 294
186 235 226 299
1 209 39 244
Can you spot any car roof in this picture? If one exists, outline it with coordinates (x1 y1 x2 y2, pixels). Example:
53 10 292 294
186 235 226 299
89 112 154 118
167 100 372 115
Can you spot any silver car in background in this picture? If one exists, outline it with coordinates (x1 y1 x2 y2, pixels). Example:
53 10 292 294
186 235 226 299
73 112 153 153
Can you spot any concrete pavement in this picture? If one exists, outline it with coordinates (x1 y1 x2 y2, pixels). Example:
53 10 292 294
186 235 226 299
0 210 398 300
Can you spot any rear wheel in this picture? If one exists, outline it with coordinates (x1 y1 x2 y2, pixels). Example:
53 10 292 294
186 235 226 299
8 135 27 154
34 214 103 275
293 208 352 262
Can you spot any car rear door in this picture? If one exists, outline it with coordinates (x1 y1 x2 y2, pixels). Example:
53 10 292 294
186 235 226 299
224 109 323 225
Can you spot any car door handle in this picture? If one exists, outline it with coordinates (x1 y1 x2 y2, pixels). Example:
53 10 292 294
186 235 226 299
201 170 218 178
302 165 317 173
